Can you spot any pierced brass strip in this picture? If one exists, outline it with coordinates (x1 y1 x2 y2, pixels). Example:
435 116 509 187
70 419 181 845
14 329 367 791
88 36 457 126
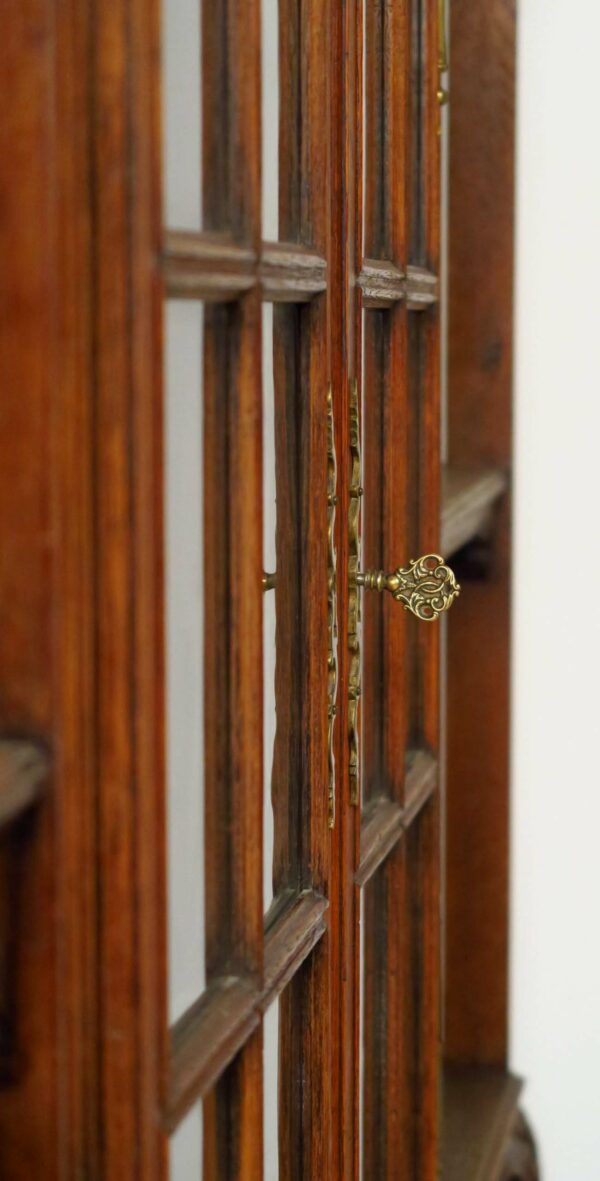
327 385 338 828
437 0 449 109
348 379 362 807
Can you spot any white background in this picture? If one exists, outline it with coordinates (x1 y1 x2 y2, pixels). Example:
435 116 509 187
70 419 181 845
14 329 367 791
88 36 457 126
511 2 600 1176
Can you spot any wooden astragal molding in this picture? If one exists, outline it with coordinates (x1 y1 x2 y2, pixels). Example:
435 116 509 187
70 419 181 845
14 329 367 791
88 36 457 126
165 889 328 1131
357 258 439 310
356 750 438 887
358 258 405 306
162 230 327 302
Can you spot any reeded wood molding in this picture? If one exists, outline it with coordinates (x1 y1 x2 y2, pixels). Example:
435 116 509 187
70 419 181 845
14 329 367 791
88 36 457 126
0 740 48 831
442 1064 523 1181
441 465 508 556
356 751 438 887
260 242 327 302
162 231 327 302
405 264 439 310
165 889 328 1130
162 231 256 300
358 258 405 306
357 259 439 310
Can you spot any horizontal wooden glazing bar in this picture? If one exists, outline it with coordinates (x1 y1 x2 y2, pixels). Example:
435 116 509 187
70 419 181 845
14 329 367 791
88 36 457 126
356 750 438 887
162 230 327 302
165 889 328 1130
0 740 48 831
358 259 438 309
441 465 508 556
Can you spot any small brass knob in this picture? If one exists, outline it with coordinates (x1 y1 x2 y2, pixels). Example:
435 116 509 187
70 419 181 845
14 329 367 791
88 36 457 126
355 553 459 621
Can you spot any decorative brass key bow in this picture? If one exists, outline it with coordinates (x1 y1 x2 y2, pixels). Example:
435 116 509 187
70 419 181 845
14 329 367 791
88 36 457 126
355 553 460 621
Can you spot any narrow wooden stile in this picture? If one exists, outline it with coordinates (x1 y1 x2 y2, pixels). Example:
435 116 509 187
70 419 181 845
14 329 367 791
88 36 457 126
328 0 361 1172
201 0 264 1176
273 0 332 1175
360 0 415 1175
410 4 442 1175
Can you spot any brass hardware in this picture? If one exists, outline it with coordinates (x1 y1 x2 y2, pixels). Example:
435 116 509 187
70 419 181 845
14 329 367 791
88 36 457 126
437 0 449 108
262 571 277 591
327 386 338 828
348 380 362 806
355 554 460 621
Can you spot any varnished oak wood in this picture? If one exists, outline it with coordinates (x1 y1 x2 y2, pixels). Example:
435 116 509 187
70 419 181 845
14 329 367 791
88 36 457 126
441 466 508 556
442 1064 523 1181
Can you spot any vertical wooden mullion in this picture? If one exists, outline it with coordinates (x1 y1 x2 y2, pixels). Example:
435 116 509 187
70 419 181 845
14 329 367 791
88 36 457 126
202 0 264 1176
268 0 333 1176
361 0 416 1176
329 0 360 1174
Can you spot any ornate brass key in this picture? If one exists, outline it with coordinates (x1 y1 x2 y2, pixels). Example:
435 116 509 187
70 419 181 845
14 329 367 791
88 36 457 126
355 554 459 622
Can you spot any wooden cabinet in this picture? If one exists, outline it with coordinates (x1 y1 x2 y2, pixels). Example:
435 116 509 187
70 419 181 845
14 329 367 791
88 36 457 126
0 0 539 1176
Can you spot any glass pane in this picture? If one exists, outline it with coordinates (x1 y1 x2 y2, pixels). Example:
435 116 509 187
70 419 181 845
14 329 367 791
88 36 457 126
162 0 202 229
165 300 206 1022
264 999 280 1180
261 0 279 239
263 304 277 914
170 1103 203 1179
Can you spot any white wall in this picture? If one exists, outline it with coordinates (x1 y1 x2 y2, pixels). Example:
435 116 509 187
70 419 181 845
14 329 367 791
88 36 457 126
512 3 600 1177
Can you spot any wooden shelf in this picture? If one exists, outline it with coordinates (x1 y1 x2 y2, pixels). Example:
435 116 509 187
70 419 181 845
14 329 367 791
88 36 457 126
0 740 47 833
442 1063 522 1181
441 466 508 557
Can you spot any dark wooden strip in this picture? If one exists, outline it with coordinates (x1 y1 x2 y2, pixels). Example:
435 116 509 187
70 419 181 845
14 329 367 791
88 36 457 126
165 889 327 1130
0 741 47 831
441 466 508 556
162 232 327 302
358 258 405 307
356 751 438 887
442 1064 523 1181
405 263 439 310
162 231 256 299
